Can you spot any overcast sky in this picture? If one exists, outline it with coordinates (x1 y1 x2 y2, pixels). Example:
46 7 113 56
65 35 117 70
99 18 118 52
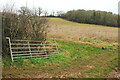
0 0 119 14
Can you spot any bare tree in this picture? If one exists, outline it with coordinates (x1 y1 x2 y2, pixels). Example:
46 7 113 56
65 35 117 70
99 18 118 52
18 6 31 15
38 7 42 16
34 8 37 16
2 3 16 13
57 11 65 16
51 10 55 16
43 10 48 17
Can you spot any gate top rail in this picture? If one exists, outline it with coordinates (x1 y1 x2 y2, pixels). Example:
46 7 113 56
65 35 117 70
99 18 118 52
11 39 56 43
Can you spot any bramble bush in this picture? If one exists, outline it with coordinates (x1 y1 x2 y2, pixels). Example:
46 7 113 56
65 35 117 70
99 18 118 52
2 7 49 56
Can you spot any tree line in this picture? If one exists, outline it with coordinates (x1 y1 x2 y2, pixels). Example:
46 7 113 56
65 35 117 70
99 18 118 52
60 9 118 27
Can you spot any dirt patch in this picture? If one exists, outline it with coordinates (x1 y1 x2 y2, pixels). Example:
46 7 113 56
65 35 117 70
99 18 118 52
107 69 119 78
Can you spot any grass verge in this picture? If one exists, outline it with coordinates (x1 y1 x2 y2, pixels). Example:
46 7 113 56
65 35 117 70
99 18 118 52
2 40 118 78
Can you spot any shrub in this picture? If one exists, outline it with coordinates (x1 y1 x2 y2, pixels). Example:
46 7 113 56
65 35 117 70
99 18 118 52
2 11 49 56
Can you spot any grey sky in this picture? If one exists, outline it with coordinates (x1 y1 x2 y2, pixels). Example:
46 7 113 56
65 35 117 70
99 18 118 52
0 0 119 14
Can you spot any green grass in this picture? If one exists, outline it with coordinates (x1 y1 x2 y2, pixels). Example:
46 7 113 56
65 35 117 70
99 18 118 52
3 40 118 78
48 17 112 28
113 44 116 46
49 18 81 26
57 40 105 60
85 67 104 78
114 40 117 42
83 38 87 42
87 39 91 42
79 37 82 40
82 55 118 78
2 56 12 67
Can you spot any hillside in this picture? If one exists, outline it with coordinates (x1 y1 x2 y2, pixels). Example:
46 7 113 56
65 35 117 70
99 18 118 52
3 17 118 78
47 17 118 47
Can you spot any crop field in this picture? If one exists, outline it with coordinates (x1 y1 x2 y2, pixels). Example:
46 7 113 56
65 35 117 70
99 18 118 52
47 18 118 42
2 18 118 78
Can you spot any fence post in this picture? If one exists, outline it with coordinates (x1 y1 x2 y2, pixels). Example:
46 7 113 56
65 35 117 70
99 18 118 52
6 37 14 62
28 41 32 57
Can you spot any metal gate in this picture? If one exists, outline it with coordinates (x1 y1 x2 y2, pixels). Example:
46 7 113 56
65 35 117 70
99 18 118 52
6 37 59 62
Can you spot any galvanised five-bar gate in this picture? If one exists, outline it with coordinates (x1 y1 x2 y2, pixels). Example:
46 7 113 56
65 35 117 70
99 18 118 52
6 37 59 62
